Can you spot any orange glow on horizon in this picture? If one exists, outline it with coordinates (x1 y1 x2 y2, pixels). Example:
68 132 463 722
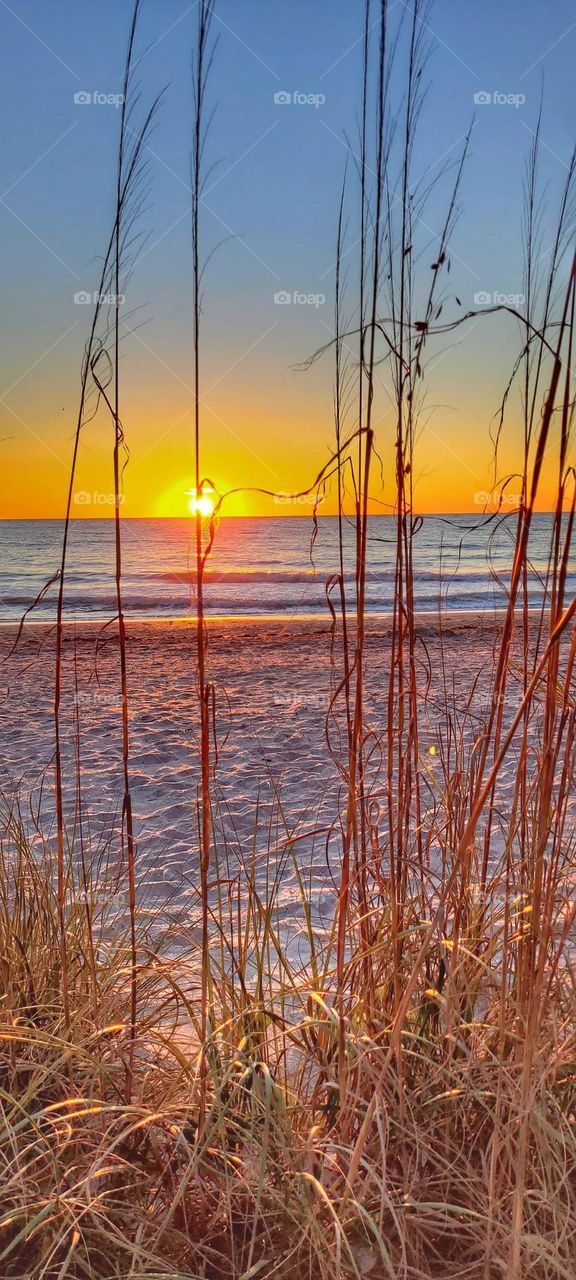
1 398 569 519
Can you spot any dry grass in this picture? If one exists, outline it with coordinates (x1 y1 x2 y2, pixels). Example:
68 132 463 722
0 766 575 1279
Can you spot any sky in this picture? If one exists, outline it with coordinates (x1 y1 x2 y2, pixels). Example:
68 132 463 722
0 0 574 518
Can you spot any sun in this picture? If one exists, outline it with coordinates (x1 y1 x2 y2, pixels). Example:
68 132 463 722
186 486 216 518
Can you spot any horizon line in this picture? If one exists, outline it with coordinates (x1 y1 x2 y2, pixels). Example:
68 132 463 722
0 510 561 521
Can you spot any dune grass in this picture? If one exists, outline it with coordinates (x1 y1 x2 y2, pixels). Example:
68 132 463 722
1 0 576 1277
0 725 575 1280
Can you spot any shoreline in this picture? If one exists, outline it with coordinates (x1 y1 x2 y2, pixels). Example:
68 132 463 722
0 606 549 634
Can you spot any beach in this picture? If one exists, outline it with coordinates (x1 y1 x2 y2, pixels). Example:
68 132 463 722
0 613 528 946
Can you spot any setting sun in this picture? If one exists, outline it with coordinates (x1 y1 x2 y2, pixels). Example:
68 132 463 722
186 486 216 518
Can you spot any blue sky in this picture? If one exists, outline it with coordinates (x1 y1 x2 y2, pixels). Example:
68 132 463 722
1 0 574 514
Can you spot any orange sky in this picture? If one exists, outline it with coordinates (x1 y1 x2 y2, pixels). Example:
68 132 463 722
1 401 564 519
1 0 573 523
0 289 569 520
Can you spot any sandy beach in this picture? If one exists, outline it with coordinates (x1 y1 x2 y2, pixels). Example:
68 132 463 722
0 613 528 944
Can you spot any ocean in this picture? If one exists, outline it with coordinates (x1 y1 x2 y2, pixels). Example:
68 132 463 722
0 514 573 623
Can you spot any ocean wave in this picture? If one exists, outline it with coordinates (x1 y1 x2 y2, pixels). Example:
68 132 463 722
3 578 573 621
1 515 573 623
153 566 562 586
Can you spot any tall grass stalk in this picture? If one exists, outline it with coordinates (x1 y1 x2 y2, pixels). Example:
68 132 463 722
89 0 163 1101
190 0 217 1109
52 0 161 1097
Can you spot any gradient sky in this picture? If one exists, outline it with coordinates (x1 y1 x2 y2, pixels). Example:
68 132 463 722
0 0 574 518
